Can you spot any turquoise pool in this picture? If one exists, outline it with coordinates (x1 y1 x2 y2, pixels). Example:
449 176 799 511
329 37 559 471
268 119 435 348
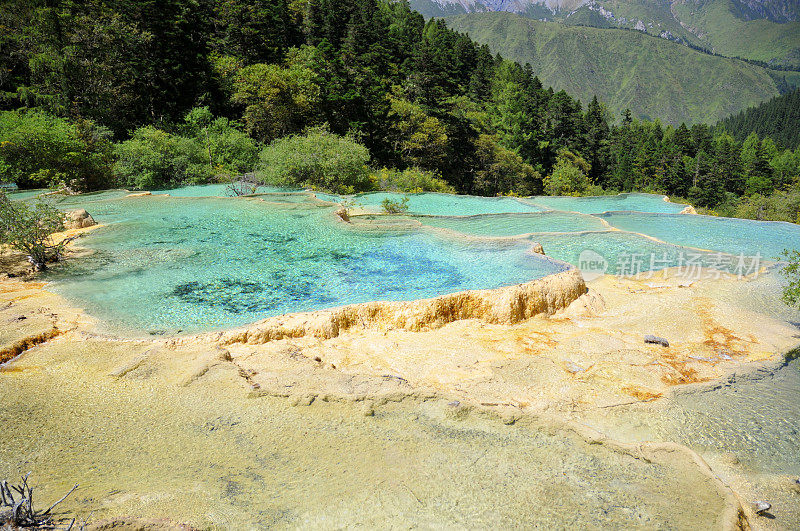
524 193 690 214
149 183 301 197
6 188 51 201
46 195 567 334
7 184 794 334
412 211 610 236
601 212 800 259
351 192 546 216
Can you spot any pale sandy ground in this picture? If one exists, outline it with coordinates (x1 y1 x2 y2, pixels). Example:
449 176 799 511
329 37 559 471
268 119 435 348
1 230 799 529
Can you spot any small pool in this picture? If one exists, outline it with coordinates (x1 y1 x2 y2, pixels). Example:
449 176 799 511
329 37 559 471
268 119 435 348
5 188 51 201
352 192 546 216
525 193 689 214
601 212 800 259
413 211 610 237
148 183 301 197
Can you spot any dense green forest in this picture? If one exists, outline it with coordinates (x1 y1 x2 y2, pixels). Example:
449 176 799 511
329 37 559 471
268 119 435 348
1 0 799 222
717 89 800 149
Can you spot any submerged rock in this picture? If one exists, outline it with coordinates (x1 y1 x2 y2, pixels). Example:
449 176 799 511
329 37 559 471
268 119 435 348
335 207 350 223
752 501 771 515
529 242 545 255
644 334 670 348
64 209 96 229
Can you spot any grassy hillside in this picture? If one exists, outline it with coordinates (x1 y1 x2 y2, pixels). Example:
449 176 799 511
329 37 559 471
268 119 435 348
413 0 800 68
669 0 800 68
446 12 782 124
577 0 800 68
569 0 707 47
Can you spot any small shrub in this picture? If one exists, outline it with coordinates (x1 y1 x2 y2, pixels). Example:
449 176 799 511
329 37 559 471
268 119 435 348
340 197 360 212
0 191 67 270
371 167 454 194
781 249 800 307
380 196 409 214
225 173 260 197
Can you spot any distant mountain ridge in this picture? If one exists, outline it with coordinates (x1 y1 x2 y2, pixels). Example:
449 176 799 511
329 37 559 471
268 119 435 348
445 12 786 124
411 0 800 68
731 0 800 23
412 0 799 21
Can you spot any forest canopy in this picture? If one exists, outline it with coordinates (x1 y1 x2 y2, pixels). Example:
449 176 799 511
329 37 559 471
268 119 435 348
0 0 799 222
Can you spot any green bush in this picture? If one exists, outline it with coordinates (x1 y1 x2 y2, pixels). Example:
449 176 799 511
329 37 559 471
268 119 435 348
371 167 454 193
380 196 410 213
184 107 259 177
115 109 260 190
780 249 800 307
256 127 371 194
731 190 800 223
0 110 113 191
543 149 591 196
114 126 211 189
0 191 66 270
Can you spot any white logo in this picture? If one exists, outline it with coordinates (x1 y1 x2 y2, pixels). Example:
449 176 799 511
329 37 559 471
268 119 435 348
578 249 608 281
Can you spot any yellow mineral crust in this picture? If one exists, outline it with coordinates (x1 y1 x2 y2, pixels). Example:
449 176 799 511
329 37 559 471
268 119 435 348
205 268 586 345
4 243 798 528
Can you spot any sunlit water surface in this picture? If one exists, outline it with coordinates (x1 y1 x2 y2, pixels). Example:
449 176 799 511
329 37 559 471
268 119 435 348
11 187 797 334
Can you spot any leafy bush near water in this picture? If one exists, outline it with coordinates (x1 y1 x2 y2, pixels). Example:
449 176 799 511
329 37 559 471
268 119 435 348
780 249 800 307
371 167 454 193
114 107 258 189
256 127 371 194
0 110 114 191
0 191 66 270
380 196 410 213
113 126 211 190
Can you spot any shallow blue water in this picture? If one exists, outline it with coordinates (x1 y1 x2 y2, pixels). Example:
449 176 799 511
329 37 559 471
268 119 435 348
47 195 566 334
6 188 51 201
530 231 726 275
16 184 794 334
352 192 546 216
149 183 300 197
601 212 800 259
525 193 689 214
412 211 610 236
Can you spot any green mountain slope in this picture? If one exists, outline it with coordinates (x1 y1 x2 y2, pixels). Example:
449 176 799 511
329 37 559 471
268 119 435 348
446 12 782 124
413 0 800 68
669 0 800 68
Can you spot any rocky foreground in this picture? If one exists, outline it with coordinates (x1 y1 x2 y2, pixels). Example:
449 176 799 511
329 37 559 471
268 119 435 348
1 231 799 529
